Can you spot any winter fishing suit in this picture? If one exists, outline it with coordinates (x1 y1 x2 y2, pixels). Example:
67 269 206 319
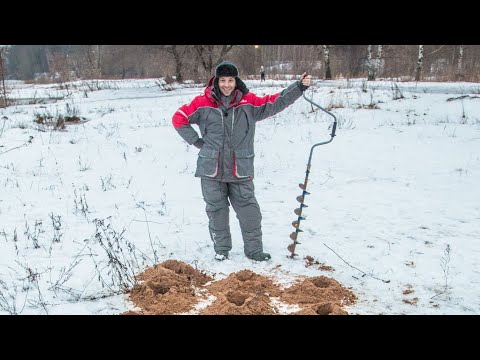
172 62 307 257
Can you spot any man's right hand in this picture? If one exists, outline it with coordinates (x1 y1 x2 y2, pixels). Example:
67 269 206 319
193 138 204 149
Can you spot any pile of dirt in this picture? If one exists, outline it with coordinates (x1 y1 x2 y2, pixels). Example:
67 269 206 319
201 270 282 315
280 276 357 315
124 261 356 315
124 260 212 315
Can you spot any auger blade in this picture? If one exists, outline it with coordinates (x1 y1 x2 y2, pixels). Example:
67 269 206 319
299 216 306 220
303 191 311 195
296 195 304 203
287 243 296 254
294 208 302 216
292 220 300 228
301 203 308 208
298 183 306 190
289 232 297 241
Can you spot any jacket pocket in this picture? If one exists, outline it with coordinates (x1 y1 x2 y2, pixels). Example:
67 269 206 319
233 149 254 178
196 146 220 178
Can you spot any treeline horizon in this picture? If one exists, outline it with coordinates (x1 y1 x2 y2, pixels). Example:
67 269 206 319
1 45 479 83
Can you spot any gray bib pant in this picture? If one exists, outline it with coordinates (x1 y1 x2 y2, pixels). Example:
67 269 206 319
201 178 262 257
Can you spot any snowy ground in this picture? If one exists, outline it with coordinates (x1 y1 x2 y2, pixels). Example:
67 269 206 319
0 77 479 315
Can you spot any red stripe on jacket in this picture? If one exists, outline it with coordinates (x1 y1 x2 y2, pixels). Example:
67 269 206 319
172 93 216 129
243 92 281 107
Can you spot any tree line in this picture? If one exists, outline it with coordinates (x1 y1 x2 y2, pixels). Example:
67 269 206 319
1 45 478 84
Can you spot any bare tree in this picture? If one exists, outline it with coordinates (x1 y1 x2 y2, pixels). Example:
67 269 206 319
162 45 191 83
76 45 102 79
322 45 332 80
366 45 375 80
46 50 73 83
230 45 255 77
95 45 101 71
73 46 170 80
457 45 464 73
377 45 383 60
291 45 318 76
415 45 424 81
272 45 287 77
366 45 385 81
100 46 143 79
195 45 235 76
376 45 384 77
0 47 8 108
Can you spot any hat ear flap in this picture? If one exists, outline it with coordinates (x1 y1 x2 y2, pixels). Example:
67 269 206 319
235 77 249 94
213 77 221 96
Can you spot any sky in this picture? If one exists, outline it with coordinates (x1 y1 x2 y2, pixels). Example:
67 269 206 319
0 76 479 315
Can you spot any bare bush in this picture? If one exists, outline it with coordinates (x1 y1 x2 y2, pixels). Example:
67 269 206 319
391 82 404 100
0 279 26 314
90 218 140 293
73 185 90 220
432 244 451 299
24 217 44 249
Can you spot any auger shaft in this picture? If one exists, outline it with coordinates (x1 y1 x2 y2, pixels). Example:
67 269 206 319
288 91 338 258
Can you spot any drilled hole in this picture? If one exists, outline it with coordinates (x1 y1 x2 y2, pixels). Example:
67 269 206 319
226 291 249 306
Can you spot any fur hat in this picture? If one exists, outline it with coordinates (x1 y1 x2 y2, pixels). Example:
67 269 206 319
215 61 239 78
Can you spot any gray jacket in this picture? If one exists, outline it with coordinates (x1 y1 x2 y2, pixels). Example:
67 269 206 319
172 76 305 182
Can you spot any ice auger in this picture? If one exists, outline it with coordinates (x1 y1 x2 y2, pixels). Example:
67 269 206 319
288 91 338 258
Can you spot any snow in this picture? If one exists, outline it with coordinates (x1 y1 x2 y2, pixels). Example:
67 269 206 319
0 77 479 315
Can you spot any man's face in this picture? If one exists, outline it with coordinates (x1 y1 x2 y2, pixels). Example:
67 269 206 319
218 76 236 96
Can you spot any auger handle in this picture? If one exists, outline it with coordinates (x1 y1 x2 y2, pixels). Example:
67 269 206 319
303 91 337 138
302 91 338 167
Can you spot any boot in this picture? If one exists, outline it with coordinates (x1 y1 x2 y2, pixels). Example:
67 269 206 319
249 251 271 262
215 250 229 261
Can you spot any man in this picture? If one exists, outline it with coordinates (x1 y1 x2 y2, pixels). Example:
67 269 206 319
260 66 265 81
172 61 311 261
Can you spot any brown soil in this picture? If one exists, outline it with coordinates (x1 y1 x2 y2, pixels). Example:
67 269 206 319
200 270 282 315
280 276 357 315
125 260 213 315
304 256 335 272
124 261 356 315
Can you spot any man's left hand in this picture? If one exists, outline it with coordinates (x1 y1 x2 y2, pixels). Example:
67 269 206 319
300 72 312 87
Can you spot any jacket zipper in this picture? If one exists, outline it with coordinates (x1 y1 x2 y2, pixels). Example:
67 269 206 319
231 107 235 137
218 108 225 181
